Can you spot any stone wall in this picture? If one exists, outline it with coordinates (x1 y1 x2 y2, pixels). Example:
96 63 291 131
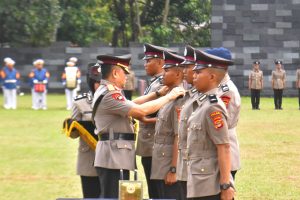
0 42 184 93
211 0 300 96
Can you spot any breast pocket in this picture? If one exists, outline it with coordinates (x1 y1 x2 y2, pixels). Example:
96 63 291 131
156 114 168 132
188 123 202 144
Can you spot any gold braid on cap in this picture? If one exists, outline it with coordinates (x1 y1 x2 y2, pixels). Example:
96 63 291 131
116 62 128 69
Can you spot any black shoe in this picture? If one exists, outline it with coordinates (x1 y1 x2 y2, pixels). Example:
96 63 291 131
279 107 283 110
257 107 260 110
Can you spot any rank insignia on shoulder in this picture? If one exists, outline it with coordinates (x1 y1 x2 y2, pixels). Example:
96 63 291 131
191 88 197 93
220 95 231 108
210 111 224 130
74 93 88 101
198 94 207 102
208 94 218 103
112 93 125 101
107 84 116 91
221 84 229 92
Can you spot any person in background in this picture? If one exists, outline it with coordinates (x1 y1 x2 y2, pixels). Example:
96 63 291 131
249 61 263 110
296 68 300 110
62 61 81 110
123 64 136 100
69 57 82 93
271 60 286 110
0 58 20 109
66 63 101 198
29 59 50 110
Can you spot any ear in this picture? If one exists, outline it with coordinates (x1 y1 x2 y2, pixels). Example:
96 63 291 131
112 68 118 78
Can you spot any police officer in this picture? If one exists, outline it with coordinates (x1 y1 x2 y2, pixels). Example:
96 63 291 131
296 68 300 110
29 59 50 110
136 43 176 199
92 54 184 198
186 49 235 200
272 60 286 110
176 45 198 200
62 61 81 110
67 63 101 198
249 61 263 110
0 58 20 109
150 51 185 200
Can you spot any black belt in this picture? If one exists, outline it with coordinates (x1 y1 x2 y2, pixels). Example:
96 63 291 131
98 133 136 141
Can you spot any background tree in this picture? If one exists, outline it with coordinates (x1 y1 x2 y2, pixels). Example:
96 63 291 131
0 0 62 47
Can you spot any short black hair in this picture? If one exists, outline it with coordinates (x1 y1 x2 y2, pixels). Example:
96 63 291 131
101 64 114 79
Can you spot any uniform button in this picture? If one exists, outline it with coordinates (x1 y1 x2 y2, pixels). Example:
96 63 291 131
201 168 204 172
157 119 160 121
148 133 151 136
162 152 165 156
184 117 187 121
187 128 190 131
191 112 194 115
124 144 127 148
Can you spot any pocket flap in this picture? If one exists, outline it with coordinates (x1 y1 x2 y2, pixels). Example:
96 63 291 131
116 140 133 150
190 159 215 175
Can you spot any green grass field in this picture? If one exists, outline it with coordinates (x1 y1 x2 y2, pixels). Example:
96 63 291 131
0 94 299 200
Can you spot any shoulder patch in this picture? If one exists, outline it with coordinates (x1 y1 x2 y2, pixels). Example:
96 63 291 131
221 84 229 92
208 94 218 103
74 93 88 101
111 92 125 101
210 111 224 130
220 95 231 108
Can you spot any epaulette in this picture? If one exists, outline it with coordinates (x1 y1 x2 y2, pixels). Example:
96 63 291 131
74 93 88 101
198 93 207 102
106 84 116 91
221 84 229 92
208 94 218 103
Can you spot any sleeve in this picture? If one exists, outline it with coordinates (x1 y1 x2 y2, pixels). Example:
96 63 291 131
172 105 179 136
205 105 229 145
101 90 135 117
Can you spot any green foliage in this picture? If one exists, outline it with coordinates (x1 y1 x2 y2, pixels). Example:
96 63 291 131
56 0 117 46
0 0 211 47
0 0 62 47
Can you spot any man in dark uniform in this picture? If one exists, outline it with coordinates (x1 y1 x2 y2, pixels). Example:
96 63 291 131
136 43 176 199
65 63 101 198
92 54 185 198
150 51 185 200
186 49 235 200
176 45 198 199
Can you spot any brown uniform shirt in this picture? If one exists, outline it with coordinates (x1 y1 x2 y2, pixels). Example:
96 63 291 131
186 88 229 198
249 70 263 89
136 74 163 157
150 94 183 180
70 93 97 176
218 74 241 171
272 69 286 89
93 80 136 170
176 87 199 181
297 69 300 88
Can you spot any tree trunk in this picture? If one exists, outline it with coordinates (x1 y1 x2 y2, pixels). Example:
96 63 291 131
162 0 170 26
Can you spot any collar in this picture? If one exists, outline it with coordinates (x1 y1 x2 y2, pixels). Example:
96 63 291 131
220 73 230 85
101 79 120 91
150 72 164 83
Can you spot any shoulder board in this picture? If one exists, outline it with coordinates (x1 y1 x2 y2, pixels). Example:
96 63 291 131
74 93 88 101
106 84 116 91
208 94 218 103
221 84 229 92
198 93 207 102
